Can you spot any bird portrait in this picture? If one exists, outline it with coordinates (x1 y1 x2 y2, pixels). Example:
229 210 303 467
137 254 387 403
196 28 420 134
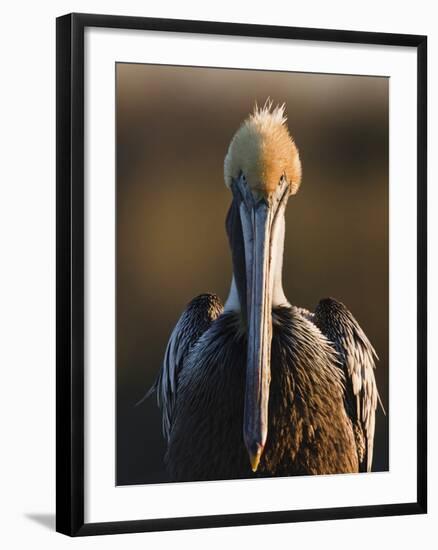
144 101 385 482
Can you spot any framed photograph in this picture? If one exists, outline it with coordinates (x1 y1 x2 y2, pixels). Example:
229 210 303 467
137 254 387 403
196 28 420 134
56 13 427 536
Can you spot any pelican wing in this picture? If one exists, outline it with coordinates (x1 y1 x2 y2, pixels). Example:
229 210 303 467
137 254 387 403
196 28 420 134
313 298 382 472
151 293 223 441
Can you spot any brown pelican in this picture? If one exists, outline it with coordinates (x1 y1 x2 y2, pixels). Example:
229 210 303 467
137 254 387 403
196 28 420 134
147 102 383 481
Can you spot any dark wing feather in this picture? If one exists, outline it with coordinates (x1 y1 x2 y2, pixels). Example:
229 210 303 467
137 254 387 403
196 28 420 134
313 298 382 472
149 293 223 441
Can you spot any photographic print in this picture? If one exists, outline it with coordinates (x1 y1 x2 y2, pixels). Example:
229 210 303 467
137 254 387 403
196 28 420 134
57 14 427 535
116 63 389 485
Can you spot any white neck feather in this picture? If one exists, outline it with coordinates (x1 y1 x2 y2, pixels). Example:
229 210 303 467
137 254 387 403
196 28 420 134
270 212 289 308
224 276 240 312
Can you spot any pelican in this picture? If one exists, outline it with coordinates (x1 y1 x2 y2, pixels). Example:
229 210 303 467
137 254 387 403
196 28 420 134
147 102 383 481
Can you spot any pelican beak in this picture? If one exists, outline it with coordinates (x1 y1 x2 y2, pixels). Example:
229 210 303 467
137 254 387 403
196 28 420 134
242 198 273 472
233 178 289 473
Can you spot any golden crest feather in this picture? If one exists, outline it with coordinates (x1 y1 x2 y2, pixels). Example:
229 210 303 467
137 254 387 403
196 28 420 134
224 100 302 196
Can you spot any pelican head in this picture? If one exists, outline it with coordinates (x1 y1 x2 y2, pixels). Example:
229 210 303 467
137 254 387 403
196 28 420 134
224 101 302 472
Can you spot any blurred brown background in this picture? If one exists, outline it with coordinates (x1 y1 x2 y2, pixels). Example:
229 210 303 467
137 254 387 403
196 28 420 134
116 63 389 485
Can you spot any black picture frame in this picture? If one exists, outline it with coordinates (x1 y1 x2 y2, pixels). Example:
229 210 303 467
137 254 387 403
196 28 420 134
56 12 427 537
